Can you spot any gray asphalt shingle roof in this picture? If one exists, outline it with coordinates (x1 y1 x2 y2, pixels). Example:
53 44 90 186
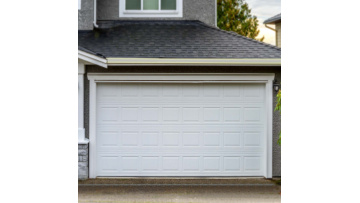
264 14 281 24
78 20 280 59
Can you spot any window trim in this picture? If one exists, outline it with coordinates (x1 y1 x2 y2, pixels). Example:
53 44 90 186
119 0 183 18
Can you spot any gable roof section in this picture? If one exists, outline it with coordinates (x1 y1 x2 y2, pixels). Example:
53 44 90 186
79 20 280 60
264 14 281 24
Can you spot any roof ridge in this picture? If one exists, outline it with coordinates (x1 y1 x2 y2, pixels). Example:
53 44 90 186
194 21 281 51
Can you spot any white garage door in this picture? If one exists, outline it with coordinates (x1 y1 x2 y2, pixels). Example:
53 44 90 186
96 83 266 176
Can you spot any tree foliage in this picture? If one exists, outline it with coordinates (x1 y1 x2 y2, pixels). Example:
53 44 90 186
217 0 264 41
275 90 281 145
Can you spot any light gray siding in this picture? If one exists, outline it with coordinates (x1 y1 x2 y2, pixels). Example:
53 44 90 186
97 0 216 26
79 0 94 30
83 66 281 177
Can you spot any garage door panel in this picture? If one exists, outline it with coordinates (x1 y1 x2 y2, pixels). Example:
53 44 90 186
96 154 264 176
97 106 264 124
96 130 265 150
96 83 266 176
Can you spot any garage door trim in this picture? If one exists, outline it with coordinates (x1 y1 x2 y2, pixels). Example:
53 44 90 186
88 73 275 178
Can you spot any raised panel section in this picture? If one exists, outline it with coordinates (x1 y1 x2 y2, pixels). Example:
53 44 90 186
142 132 159 146
203 157 220 171
183 132 200 146
142 157 159 171
163 132 180 146
163 107 180 121
224 157 241 171
182 84 200 97
183 157 200 171
203 132 220 146
244 108 261 122
244 157 261 171
223 84 242 97
244 85 262 99
122 132 139 146
203 84 221 97
99 107 118 122
121 84 139 97
244 132 261 147
122 157 139 171
163 157 180 171
163 85 180 97
142 108 160 121
224 132 241 146
183 107 200 122
98 131 118 147
141 84 160 97
224 108 241 122
98 156 118 172
203 108 221 122
122 107 139 121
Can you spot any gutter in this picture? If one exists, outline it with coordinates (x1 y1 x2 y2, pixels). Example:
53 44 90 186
78 51 281 67
106 58 281 66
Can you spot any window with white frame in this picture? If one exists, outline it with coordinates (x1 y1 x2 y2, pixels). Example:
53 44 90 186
78 0 81 10
120 0 183 17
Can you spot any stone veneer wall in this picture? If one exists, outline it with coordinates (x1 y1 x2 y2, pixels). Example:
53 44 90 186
78 144 89 179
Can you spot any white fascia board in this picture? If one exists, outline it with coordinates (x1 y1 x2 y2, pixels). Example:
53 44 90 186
87 73 275 82
78 50 108 68
106 58 281 66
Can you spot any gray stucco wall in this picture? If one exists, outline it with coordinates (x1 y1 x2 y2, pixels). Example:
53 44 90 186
84 66 281 177
79 0 94 30
97 0 216 26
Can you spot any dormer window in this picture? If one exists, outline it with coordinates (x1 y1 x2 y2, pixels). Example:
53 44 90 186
120 0 183 17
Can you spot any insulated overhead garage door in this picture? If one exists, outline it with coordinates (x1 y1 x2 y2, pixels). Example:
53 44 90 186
96 83 266 176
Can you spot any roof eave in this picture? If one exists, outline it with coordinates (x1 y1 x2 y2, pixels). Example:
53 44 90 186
78 50 281 67
106 58 281 66
78 50 108 68
264 19 281 24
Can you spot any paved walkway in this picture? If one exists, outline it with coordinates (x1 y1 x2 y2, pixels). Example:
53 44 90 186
79 183 281 203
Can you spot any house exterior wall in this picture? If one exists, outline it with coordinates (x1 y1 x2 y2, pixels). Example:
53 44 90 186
79 0 94 30
97 0 216 27
275 22 281 48
83 66 281 177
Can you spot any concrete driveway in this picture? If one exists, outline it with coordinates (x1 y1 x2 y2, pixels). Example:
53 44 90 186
78 179 281 203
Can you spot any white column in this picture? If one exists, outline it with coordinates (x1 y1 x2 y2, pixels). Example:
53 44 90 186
78 63 87 142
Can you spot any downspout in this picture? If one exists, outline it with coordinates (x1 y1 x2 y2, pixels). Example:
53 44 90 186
265 24 278 47
215 0 217 27
93 0 99 28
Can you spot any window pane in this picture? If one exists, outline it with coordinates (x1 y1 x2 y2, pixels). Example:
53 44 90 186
126 0 141 10
144 0 159 10
161 0 176 10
